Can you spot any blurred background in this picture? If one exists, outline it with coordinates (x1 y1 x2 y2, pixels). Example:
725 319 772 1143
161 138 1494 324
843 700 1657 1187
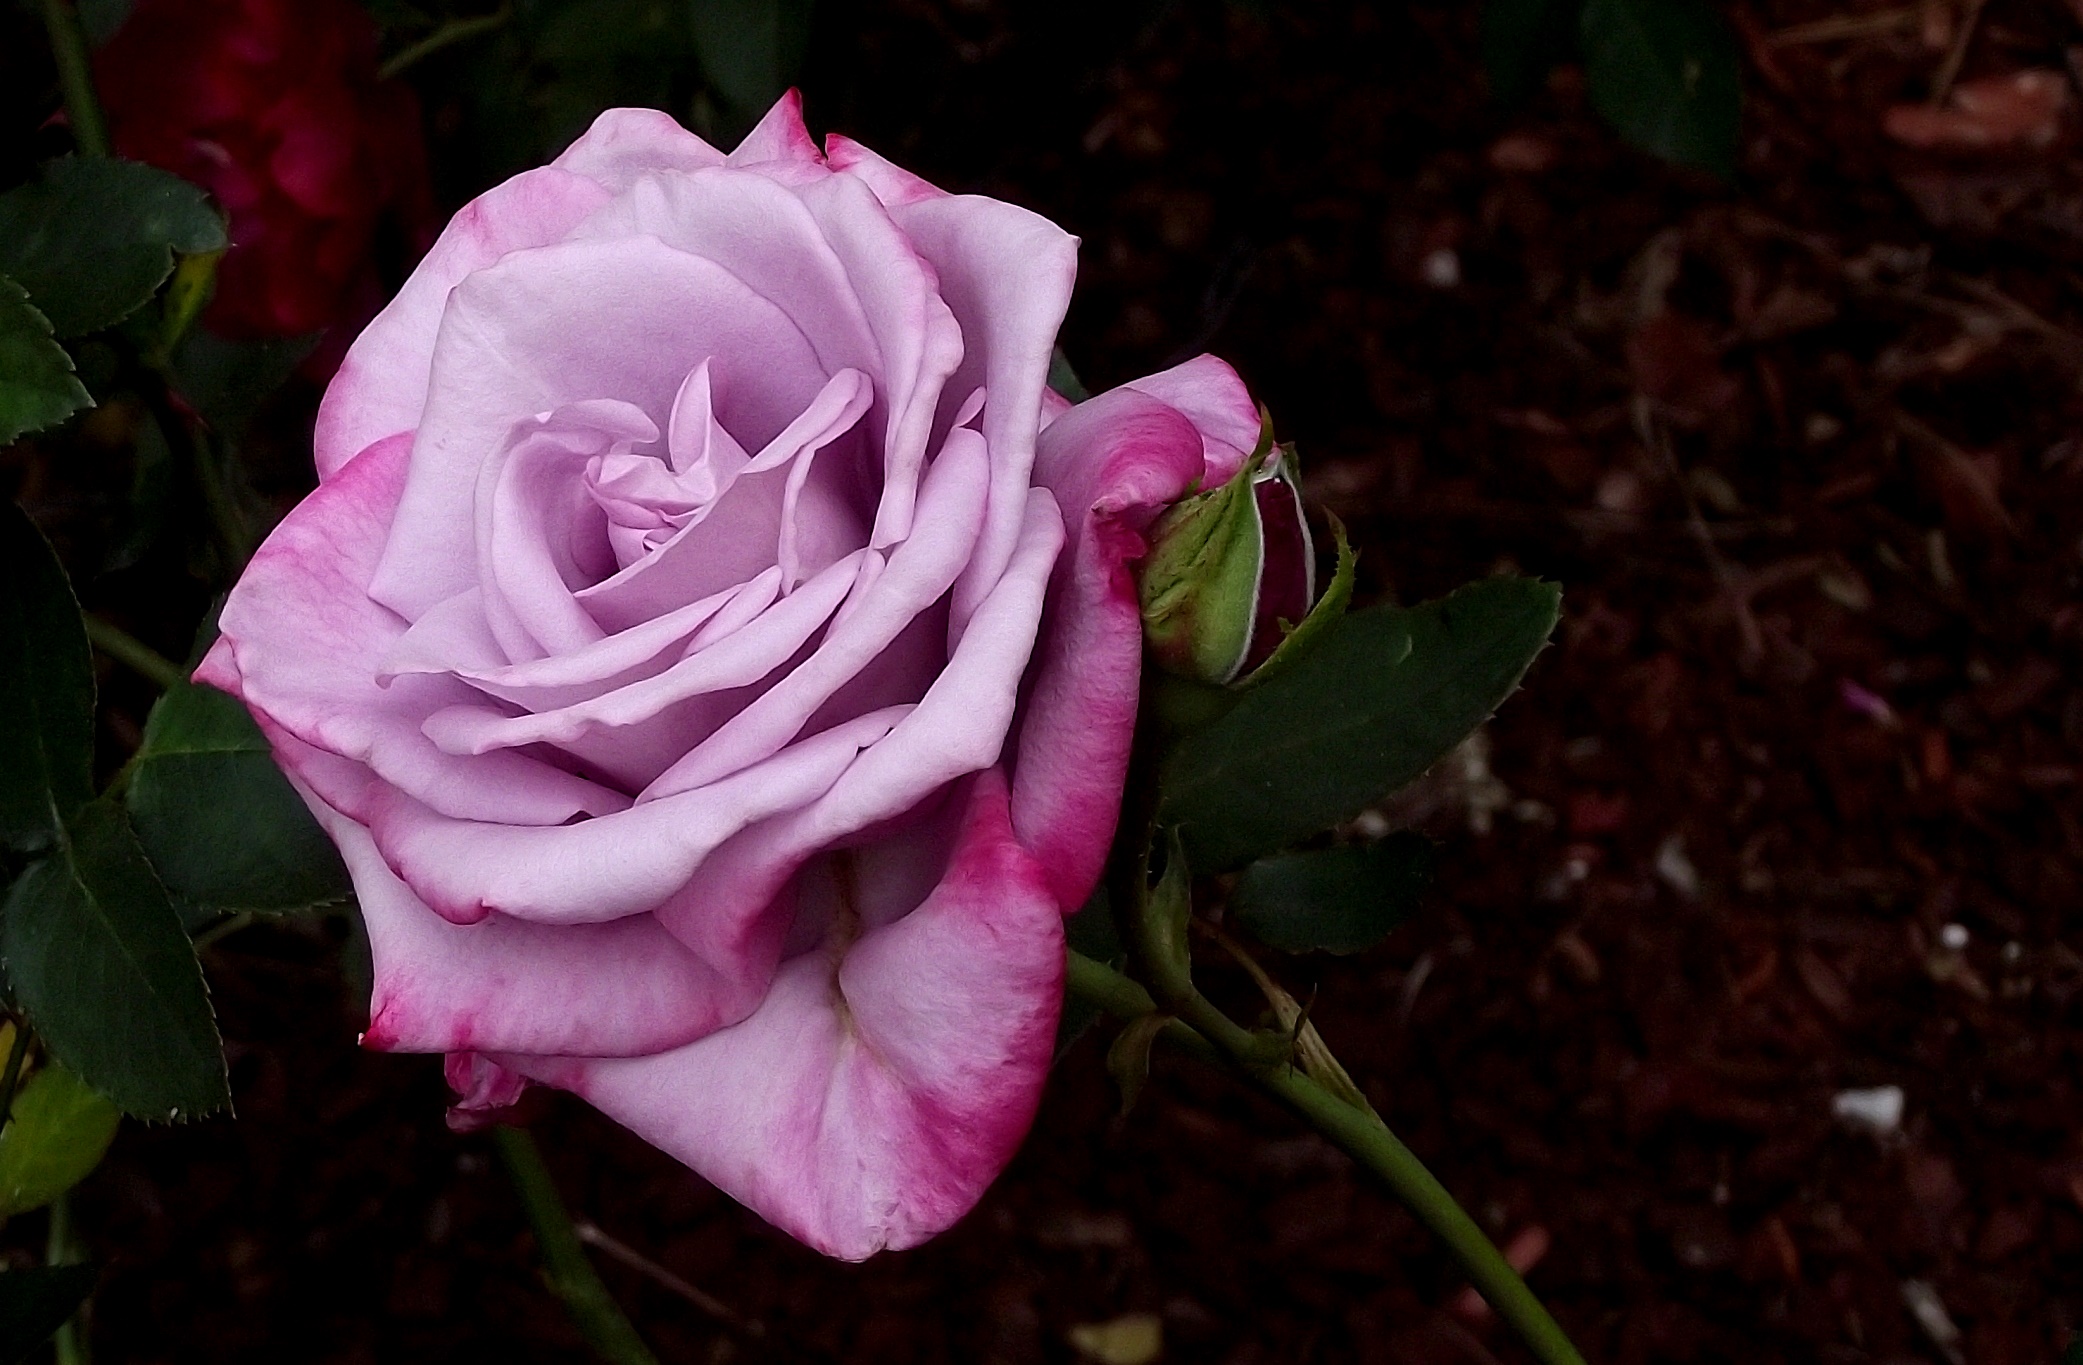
5 0 2083 1360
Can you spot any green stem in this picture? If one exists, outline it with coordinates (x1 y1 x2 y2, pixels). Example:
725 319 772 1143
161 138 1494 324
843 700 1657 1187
38 0 108 158
48 1193 88 1365
1062 951 1217 1064
0 1022 31 1130
379 2 512 81
493 1127 660 1365
185 424 253 575
82 617 185 692
1254 1065 1586 1365
1066 949 1588 1365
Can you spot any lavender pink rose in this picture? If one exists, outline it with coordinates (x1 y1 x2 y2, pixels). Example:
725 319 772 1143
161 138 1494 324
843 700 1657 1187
201 94 1261 1258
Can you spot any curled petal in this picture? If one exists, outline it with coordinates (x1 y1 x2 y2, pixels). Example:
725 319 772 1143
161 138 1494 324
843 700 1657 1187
725 89 826 171
825 133 946 209
362 705 909 926
506 770 1063 1260
444 1052 528 1131
1121 354 1261 486
200 432 624 827
641 424 991 799
1013 387 1212 909
880 193 1077 639
306 790 763 1058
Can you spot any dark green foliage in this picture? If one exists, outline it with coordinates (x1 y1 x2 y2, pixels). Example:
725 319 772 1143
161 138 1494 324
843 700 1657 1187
1231 834 1434 955
1161 578 1560 871
2 799 228 1121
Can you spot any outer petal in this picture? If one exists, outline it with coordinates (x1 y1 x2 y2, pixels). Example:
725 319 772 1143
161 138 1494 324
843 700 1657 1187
825 133 946 209
880 193 1077 637
726 90 825 170
506 770 1064 1260
306 787 759 1058
314 167 614 480
551 107 726 193
1012 387 1212 910
1121 354 1261 485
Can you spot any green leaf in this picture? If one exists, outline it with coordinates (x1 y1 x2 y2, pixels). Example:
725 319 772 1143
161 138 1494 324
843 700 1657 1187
0 157 227 338
126 678 350 918
1484 0 1582 103
1231 834 1435 955
1160 577 1561 870
0 1265 96 1365
0 277 92 445
1579 0 1741 176
687 0 813 118
1 799 228 1121
0 500 95 851
0 1060 121 1216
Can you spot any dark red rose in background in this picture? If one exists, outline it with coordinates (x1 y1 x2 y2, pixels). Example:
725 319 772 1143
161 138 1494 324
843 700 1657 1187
96 0 436 361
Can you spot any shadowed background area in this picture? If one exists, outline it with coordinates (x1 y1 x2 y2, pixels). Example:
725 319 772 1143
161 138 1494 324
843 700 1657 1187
5 0 2082 1360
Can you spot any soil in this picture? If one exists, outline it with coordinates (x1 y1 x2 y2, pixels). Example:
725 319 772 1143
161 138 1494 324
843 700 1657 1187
9 0 2083 1361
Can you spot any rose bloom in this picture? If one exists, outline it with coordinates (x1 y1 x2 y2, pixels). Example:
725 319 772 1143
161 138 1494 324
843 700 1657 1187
201 95 1260 1257
96 0 435 347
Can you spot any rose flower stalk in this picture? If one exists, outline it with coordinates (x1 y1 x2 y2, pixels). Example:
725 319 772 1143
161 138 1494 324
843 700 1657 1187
200 93 1264 1258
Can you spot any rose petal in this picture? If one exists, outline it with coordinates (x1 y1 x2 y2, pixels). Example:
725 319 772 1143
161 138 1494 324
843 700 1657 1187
825 133 947 209
573 170 879 385
640 424 990 799
314 167 613 480
367 235 831 621
505 769 1063 1260
882 193 1077 636
572 367 873 634
306 790 762 1057
795 173 965 552
725 89 825 171
1012 385 1213 909
1122 353 1261 485
385 572 781 717
364 705 910 925
652 489 1062 952
475 401 654 661
423 548 871 765
201 432 625 827
552 106 726 194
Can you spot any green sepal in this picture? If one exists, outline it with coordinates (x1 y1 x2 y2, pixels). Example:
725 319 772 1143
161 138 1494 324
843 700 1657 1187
1104 1011 1171 1117
1138 459 1267 685
1246 509 1356 685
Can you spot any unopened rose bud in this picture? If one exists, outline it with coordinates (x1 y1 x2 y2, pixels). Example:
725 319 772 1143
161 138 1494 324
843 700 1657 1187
1138 440 1316 685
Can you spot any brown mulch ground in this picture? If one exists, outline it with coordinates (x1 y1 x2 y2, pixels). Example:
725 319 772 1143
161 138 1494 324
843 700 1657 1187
14 0 2083 1361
